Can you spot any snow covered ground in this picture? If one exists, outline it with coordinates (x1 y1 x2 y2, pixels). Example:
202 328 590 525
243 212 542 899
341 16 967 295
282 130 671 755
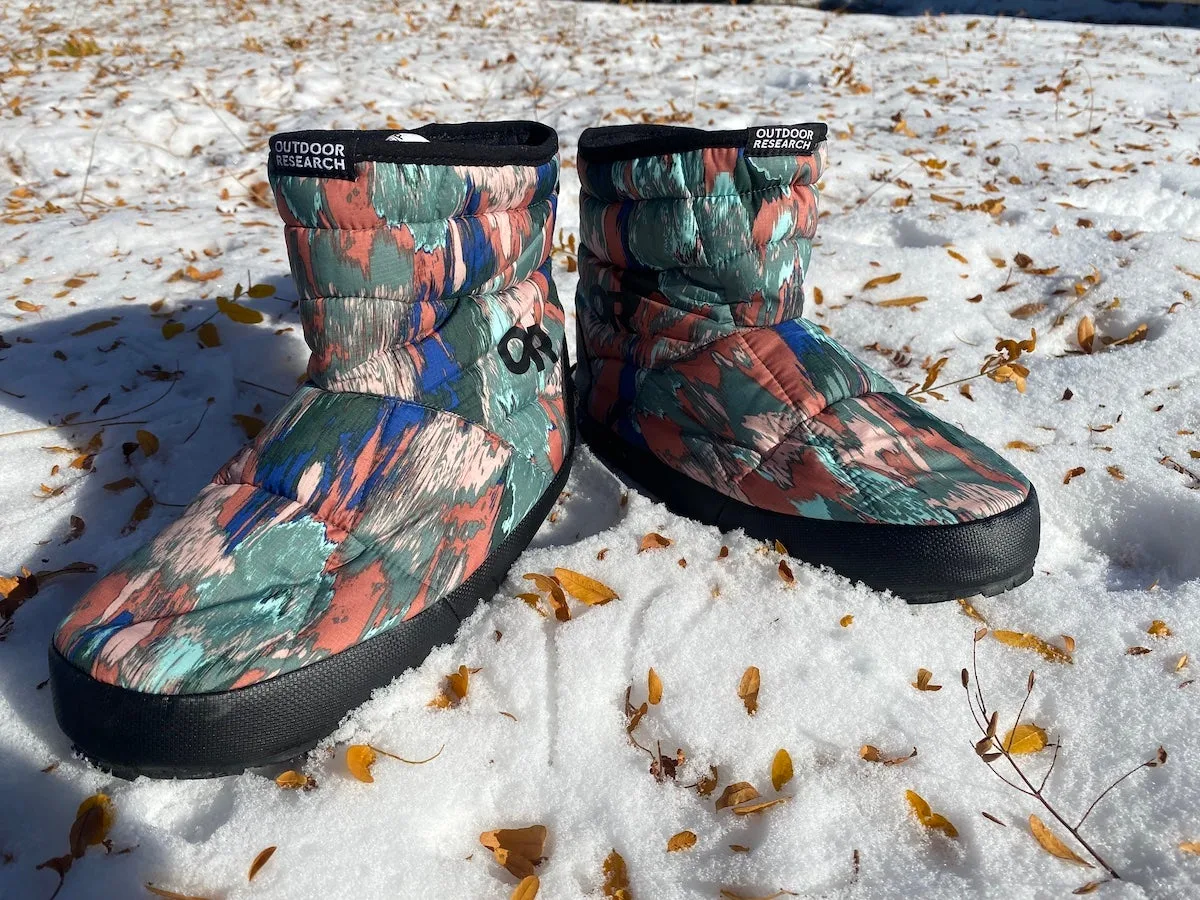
1 1 1199 898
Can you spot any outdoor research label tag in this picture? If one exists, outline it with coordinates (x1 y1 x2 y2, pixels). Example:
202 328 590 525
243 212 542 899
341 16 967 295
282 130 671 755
746 123 828 156
269 133 359 180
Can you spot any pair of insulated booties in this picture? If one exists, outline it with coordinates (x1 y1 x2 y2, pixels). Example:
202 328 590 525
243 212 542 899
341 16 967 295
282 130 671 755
50 121 1039 778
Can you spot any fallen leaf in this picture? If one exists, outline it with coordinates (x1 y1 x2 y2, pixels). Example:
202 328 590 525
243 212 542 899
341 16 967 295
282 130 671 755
862 272 902 290
144 885 214 900
481 825 547 878
1074 881 1103 895
71 319 118 336
729 844 751 853
877 295 928 308
274 770 311 790
602 849 631 899
197 322 220 347
1029 815 1092 867
1148 620 1172 638
104 477 137 493
248 845 276 882
525 572 569 622
648 668 663 705
777 559 794 585
732 797 790 816
69 794 114 858
184 265 223 282
958 598 988 623
905 790 958 838
860 745 918 766
639 532 672 552
161 322 185 340
136 429 159 457
993 630 1073 664
1077 316 1095 353
216 296 264 325
694 766 719 797
839 614 854 628
1063 466 1087 484
1003 723 1048 755
15 300 44 313
554 567 619 605
1180 842 1200 855
771 749 793 791
1006 440 1039 452
912 668 942 691
738 666 760 715
346 744 377 783
667 831 697 852
1009 302 1047 320
233 414 265 439
511 876 539 900
716 782 760 811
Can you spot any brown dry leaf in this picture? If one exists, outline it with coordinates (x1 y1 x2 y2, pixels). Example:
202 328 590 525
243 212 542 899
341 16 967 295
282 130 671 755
732 797 791 816
993 630 1074 664
839 614 854 628
912 668 942 691
738 666 761 715
905 790 958 838
1180 842 1200 855
729 844 751 853
71 319 118 336
197 322 220 347
346 744 377 783
716 782 760 811
512 876 540 900
136 429 159 457
1127 646 1152 656
1009 302 1048 320
877 295 928 308
554 567 619 605
1147 620 1172 638
1176 654 1189 672
524 573 569 622
695 766 719 797
1003 723 1048 755
1107 465 1125 481
647 668 663 706
69 793 114 858
639 532 672 552
248 845 276 882
862 272 902 290
777 559 795 585
15 300 44 313
1074 882 1103 895
1077 316 1095 353
144 886 214 900
1111 323 1148 346
233 414 265 439
184 266 223 282
602 849 631 899
274 770 312 790
104 477 137 493
667 831 697 852
1029 815 1092 867
1006 440 1039 452
1063 467 1087 484
481 825 547 878
947 249 969 264
860 745 917 766
771 749 794 791
161 321 185 340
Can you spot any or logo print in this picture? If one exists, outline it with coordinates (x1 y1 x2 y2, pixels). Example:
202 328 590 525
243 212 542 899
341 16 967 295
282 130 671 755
499 323 558 374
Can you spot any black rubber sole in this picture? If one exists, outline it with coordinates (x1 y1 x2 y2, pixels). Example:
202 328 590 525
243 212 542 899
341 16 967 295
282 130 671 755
50 385 576 780
580 414 1039 604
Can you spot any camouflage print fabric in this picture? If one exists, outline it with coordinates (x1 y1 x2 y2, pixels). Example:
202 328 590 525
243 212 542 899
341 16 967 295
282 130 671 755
575 126 1031 526
54 125 569 695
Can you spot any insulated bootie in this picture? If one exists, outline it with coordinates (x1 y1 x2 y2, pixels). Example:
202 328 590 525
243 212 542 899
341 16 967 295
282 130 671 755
574 123 1038 602
50 122 572 777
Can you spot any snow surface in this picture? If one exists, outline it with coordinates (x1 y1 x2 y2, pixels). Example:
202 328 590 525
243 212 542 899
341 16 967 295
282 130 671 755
1 1 1199 898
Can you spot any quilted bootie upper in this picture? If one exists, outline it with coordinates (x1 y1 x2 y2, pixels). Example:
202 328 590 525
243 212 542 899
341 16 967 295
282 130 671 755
575 124 1031 527
55 123 569 694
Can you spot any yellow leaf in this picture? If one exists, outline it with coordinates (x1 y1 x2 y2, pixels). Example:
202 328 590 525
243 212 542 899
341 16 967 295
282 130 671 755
647 668 663 705
144 886 213 900
639 532 672 552
862 272 902 290
15 300 44 312
993 629 1073 664
771 749 793 791
1003 723 1048 755
197 322 220 347
1005 440 1039 452
958 598 988 624
877 295 929 308
602 849 631 899
905 790 958 838
161 321 185 340
274 770 310 790
217 296 264 324
839 614 854 628
346 744 377 783
447 664 471 700
947 249 969 264
136 429 159 457
69 794 114 858
1077 316 1095 353
667 831 697 852
1180 842 1200 855
554 567 619 605
738 666 760 715
1029 814 1092 867
246 283 276 299
247 845 276 882
524 572 569 622
233 414 265 439
732 797 790 816
1148 620 1172 638
715 782 760 811
512 876 539 900
184 265 223 282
